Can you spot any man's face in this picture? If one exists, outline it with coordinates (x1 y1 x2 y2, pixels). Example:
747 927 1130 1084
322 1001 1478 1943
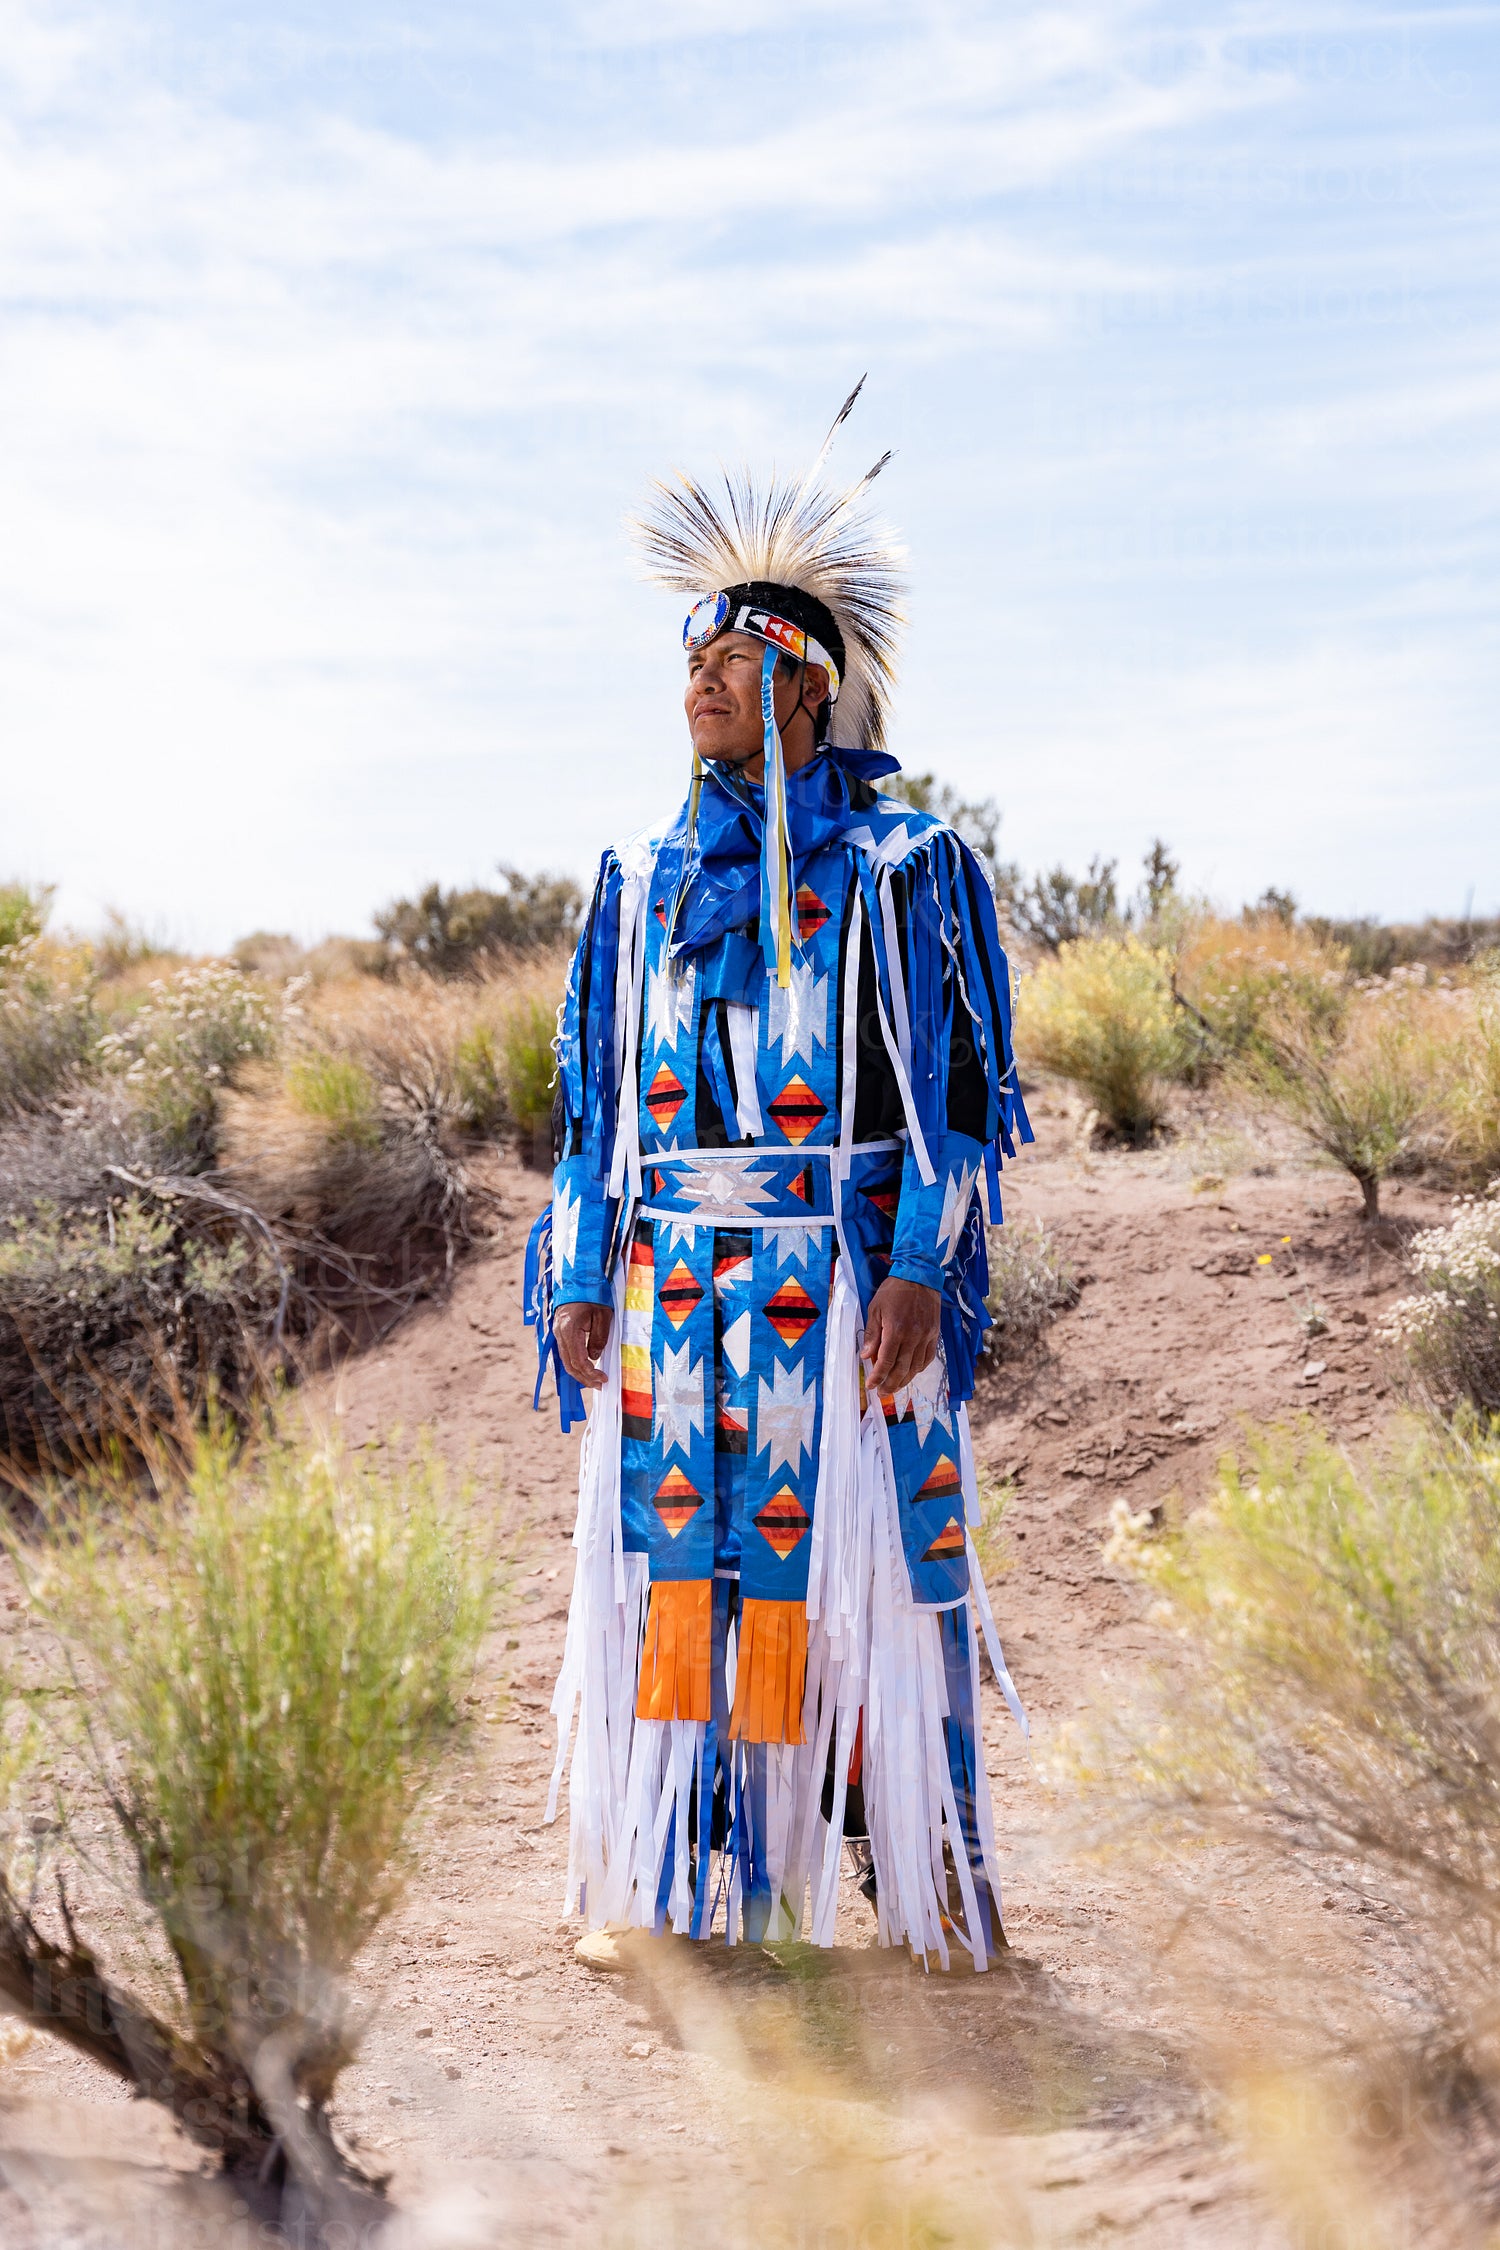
685 630 828 774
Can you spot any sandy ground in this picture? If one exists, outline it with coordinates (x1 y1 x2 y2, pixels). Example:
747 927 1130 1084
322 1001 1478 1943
0 1097 1455 2247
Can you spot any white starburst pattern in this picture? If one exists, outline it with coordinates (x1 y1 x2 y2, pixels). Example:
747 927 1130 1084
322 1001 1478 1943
721 1311 752 1379
653 1216 699 1252
646 959 695 1051
894 1349 953 1445
936 1161 978 1265
654 1342 706 1458
661 1157 780 1223
845 819 915 871
766 960 829 1068
551 1183 580 1277
770 1222 821 1270
754 1359 817 1476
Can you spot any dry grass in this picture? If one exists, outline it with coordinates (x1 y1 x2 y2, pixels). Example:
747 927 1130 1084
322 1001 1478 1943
1173 913 1347 1060
1439 965 1500 1187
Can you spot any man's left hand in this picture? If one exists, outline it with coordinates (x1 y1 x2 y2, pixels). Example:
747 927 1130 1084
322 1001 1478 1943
861 1277 942 1396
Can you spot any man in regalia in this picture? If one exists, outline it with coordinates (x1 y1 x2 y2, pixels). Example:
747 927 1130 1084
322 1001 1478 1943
527 385 1031 1969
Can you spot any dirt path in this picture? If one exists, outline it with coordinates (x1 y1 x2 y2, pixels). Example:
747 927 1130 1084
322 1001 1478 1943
0 1113 1448 2246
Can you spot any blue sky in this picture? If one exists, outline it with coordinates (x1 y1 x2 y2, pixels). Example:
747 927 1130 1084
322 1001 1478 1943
3 0 1497 946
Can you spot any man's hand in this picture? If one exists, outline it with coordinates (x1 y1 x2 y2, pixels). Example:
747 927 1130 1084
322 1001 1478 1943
861 1278 942 1397
555 1301 613 1390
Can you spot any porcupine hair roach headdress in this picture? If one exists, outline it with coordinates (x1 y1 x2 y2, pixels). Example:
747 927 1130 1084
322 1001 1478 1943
631 378 906 987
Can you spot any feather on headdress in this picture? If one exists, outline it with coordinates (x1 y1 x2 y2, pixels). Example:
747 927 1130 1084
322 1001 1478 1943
631 378 906 756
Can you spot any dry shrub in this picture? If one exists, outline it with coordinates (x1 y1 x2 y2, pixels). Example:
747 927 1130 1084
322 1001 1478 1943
0 1407 486 2214
288 952 561 1161
1015 935 1184 1143
1174 913 1347 1059
0 935 97 1115
984 1215 1079 1347
0 930 564 1462
1080 1420 1500 2027
97 960 279 1168
1235 979 1461 1217
212 957 562 1341
0 1086 288 1466
1383 1187 1500 1416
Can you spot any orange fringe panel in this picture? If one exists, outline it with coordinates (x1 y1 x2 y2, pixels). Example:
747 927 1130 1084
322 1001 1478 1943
636 1579 713 1724
729 1598 808 1746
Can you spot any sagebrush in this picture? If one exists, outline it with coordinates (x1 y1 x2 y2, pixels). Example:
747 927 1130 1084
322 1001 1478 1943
1234 979 1459 1216
1383 1187 1500 1416
1080 1420 1500 2020
0 1410 487 2196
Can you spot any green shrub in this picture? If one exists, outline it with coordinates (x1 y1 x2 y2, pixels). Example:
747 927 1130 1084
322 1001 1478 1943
1306 914 1500 978
1002 857 1121 953
970 1471 1014 1584
984 1216 1079 1347
0 1173 278 1466
374 867 583 975
1015 935 1184 1143
1382 1187 1500 1416
498 993 559 1163
1082 1420 1500 2009
0 1192 178 1306
451 1024 505 1136
286 1053 383 1151
8 1412 487 2156
100 962 278 1168
0 883 51 955
1234 983 1457 1218
0 936 97 1114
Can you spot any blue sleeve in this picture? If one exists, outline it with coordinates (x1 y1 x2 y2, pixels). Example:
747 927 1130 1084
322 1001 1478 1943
550 849 624 1310
878 831 1033 1396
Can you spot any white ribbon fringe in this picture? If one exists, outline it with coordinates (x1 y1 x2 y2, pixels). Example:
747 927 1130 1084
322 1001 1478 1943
545 1263 1023 1963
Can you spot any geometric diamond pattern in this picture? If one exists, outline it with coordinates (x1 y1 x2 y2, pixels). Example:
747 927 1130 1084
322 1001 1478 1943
659 1260 704 1330
645 1063 686 1131
753 1486 812 1560
763 1277 819 1350
653 1466 703 1537
795 885 830 941
766 1075 827 1147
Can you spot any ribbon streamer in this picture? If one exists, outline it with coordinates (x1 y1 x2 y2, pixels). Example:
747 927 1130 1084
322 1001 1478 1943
759 643 794 988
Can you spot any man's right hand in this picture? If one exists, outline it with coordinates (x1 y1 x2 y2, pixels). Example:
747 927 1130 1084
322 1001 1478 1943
554 1301 613 1390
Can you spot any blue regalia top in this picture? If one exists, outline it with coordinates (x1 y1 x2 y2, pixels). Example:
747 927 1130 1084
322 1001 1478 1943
528 742 1032 1455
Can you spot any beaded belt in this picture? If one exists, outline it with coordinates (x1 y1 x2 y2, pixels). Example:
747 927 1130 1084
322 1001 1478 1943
636 1139 900 1228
